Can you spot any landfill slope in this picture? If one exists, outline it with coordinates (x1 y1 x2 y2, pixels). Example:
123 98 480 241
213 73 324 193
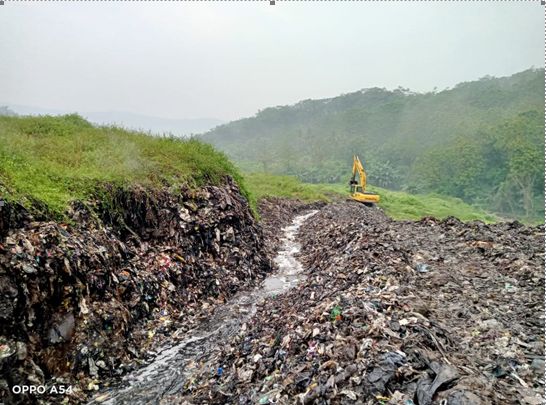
180 202 544 404
0 178 271 404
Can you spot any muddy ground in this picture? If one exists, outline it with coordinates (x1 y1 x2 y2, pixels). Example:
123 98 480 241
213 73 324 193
176 201 544 404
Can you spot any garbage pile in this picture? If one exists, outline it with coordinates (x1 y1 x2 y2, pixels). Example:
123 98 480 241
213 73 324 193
181 202 544 404
0 200 31 239
0 178 271 404
257 198 325 259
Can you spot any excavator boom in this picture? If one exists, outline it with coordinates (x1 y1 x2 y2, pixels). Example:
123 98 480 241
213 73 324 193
349 155 380 204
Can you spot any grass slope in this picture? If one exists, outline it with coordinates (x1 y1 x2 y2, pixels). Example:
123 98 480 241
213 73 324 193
0 115 248 218
245 173 498 223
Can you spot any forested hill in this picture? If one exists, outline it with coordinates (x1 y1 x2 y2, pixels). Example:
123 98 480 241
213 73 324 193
201 68 545 221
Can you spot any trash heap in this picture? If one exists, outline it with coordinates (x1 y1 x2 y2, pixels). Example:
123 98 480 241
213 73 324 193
257 198 325 259
0 201 31 239
181 202 544 404
0 178 271 404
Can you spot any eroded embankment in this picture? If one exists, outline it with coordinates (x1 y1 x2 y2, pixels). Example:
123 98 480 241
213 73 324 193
0 178 271 404
180 202 544 405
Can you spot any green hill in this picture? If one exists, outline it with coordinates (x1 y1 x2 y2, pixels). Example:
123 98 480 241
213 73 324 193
202 68 545 222
0 114 247 218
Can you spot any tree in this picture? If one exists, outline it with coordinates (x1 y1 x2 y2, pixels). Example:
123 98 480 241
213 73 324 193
0 106 17 116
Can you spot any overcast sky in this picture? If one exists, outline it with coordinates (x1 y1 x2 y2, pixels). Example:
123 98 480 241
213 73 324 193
0 2 543 121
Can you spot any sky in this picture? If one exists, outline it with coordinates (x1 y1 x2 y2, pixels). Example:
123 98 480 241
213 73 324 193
0 2 543 121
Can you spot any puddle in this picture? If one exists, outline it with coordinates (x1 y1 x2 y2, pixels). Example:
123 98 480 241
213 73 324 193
89 210 318 404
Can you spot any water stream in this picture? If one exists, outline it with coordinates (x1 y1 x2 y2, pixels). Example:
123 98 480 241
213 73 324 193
89 210 318 404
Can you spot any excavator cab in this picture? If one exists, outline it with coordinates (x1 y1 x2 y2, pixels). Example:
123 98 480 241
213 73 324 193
349 180 362 194
349 155 380 205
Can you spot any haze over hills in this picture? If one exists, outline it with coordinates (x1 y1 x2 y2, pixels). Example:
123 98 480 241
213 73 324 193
202 68 545 221
0 104 224 136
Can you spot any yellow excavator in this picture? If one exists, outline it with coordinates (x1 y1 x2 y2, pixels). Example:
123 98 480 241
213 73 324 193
349 155 380 205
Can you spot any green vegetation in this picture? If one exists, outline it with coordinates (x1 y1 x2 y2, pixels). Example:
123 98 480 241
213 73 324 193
410 111 544 223
372 187 498 223
0 114 248 218
0 114 514 224
203 69 544 222
244 172 338 202
244 173 498 223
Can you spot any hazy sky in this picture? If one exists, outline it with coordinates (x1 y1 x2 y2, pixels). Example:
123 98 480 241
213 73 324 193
0 2 543 121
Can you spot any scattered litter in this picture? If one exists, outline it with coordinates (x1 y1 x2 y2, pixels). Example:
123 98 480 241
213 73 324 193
415 263 429 273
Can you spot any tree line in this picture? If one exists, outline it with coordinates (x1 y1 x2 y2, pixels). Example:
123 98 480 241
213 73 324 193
203 68 544 221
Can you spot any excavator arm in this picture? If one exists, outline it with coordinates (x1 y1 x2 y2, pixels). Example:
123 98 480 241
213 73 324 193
350 155 367 193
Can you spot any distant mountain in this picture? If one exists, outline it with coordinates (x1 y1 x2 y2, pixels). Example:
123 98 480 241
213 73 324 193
201 68 544 220
0 104 224 136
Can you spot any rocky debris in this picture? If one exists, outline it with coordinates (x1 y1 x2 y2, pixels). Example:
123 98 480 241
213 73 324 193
0 178 271 404
178 202 544 404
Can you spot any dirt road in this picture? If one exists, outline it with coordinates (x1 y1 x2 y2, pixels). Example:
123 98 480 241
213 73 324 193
92 201 544 404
